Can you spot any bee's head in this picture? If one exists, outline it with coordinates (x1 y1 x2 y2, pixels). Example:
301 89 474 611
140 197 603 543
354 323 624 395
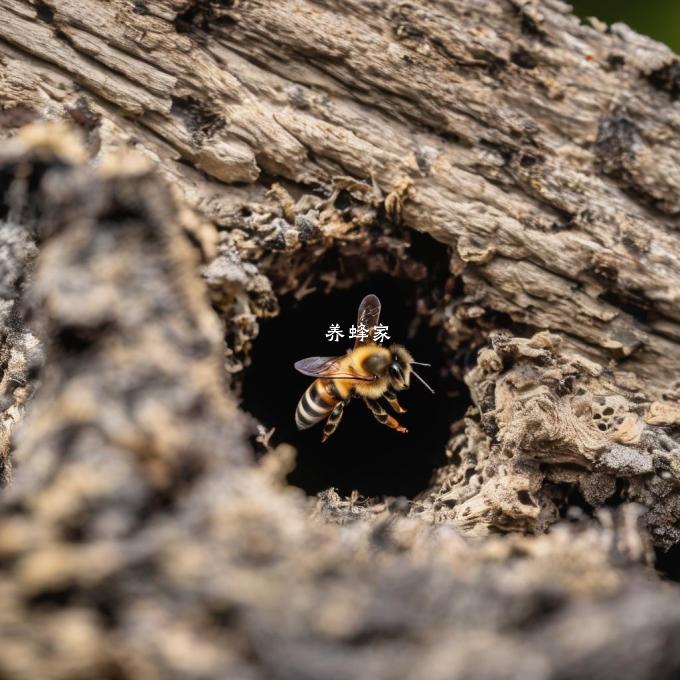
388 345 435 394
387 345 412 390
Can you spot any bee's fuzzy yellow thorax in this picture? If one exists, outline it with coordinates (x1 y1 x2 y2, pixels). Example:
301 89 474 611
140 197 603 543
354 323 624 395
350 345 391 371
346 345 390 399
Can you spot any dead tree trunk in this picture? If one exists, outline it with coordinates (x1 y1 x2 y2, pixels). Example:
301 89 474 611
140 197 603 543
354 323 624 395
1 1 680 677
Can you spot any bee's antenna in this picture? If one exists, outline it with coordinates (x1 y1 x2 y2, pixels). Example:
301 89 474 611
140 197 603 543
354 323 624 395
411 361 431 367
411 368 435 394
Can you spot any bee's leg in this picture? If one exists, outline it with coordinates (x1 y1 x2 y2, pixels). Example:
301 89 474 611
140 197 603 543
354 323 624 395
322 400 348 442
384 388 407 414
364 398 408 433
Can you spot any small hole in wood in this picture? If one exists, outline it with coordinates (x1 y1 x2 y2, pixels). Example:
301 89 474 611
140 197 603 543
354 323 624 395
241 276 469 498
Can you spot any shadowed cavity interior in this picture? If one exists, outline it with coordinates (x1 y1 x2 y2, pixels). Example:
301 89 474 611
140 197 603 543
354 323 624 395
656 543 680 583
241 276 468 498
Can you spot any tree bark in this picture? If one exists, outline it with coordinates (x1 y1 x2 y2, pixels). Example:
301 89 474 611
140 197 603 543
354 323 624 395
1 0 680 677
2 0 679 389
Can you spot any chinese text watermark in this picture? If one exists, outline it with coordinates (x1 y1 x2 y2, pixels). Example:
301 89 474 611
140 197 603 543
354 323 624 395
325 323 391 342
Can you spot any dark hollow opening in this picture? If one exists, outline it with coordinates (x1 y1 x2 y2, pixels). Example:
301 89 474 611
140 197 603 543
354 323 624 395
241 275 468 498
656 543 680 583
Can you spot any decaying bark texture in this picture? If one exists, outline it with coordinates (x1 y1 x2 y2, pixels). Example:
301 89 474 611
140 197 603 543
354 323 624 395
1 0 680 675
1 0 679 385
419 331 680 549
2 0 677 533
0 222 39 483
2 143 680 679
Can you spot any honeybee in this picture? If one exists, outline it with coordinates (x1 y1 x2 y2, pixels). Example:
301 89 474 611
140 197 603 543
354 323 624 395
294 294 434 442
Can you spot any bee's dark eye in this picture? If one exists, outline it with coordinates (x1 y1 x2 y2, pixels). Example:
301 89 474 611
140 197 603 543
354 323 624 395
389 363 400 379
365 354 389 374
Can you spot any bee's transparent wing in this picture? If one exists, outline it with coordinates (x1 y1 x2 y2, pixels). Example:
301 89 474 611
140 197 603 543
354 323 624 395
294 356 343 377
355 294 381 347
294 356 374 381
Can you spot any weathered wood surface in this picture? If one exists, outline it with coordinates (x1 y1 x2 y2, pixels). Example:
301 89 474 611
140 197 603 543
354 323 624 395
1 1 680 676
1 0 679 393
1 0 678 540
1 145 680 679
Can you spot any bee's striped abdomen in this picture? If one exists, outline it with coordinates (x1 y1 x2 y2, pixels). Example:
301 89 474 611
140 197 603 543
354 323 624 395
295 380 337 430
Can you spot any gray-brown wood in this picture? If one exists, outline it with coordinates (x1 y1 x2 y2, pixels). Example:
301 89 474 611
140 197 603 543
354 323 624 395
1 0 679 393
0 143 679 679
1 1 680 676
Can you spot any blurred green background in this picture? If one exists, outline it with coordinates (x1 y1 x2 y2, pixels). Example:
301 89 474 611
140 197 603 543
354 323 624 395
571 0 680 52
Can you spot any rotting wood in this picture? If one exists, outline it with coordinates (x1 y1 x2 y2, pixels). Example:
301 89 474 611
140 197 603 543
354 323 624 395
1 1 680 674
1 0 678 393
0 140 679 678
